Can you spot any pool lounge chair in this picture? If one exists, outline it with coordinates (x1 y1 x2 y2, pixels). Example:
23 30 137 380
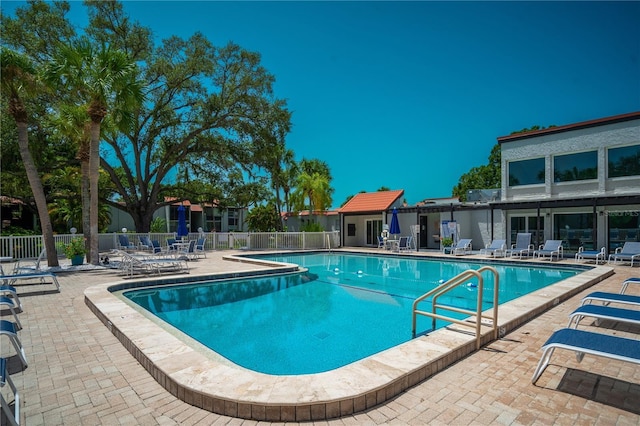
0 297 22 330
505 233 534 259
114 250 188 277
574 247 606 265
534 240 564 261
621 277 640 294
568 304 640 329
1 357 21 426
0 271 60 292
0 320 27 368
582 291 640 309
479 239 506 257
118 234 136 252
138 235 153 252
451 239 472 256
12 249 46 274
608 241 640 266
532 328 640 384
0 286 22 312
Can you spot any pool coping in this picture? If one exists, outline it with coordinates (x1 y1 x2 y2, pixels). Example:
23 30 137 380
84 252 614 421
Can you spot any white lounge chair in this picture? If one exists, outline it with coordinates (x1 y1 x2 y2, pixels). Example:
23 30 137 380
1 357 21 426
608 241 640 266
532 328 640 384
574 247 606 265
118 235 136 252
12 249 46 274
0 286 22 312
534 240 563 261
479 239 506 257
451 239 472 256
114 250 188 277
505 233 534 259
1 272 60 292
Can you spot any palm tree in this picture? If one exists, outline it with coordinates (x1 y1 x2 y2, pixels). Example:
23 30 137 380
0 47 59 267
44 39 143 264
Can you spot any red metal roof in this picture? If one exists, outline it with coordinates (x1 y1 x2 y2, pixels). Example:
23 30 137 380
339 190 404 214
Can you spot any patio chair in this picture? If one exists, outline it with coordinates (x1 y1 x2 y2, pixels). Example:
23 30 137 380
377 236 386 249
397 236 410 252
0 297 22 330
620 277 640 294
1 357 21 426
0 320 27 367
451 239 472 256
150 240 163 254
582 291 640 308
479 239 506 257
574 246 606 265
0 271 60 292
0 286 22 312
534 240 563 261
568 304 640 329
531 328 640 384
505 233 534 259
12 248 46 274
194 237 207 258
608 241 640 266
118 234 136 252
138 236 153 252
166 238 177 253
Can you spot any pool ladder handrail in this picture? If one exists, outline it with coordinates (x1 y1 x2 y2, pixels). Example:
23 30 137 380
411 266 499 350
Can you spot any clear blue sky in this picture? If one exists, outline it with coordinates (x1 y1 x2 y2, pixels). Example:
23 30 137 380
4 1 640 208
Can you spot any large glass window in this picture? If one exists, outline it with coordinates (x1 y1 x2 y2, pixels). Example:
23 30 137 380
554 213 594 252
608 211 639 253
508 158 545 186
228 209 239 230
553 151 597 182
608 144 640 178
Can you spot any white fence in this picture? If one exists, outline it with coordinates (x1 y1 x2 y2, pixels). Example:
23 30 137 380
0 231 341 260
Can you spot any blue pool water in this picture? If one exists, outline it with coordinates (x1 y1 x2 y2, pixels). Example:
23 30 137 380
123 252 579 375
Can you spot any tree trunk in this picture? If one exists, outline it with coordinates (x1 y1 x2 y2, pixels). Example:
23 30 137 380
78 138 91 262
16 121 59 267
89 120 101 265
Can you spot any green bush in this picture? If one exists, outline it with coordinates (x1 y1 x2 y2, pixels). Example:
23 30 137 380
63 237 87 258
301 222 324 232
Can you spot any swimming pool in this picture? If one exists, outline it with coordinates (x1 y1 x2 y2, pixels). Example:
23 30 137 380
123 252 579 375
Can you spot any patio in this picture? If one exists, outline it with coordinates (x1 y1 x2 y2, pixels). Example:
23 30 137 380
1 250 639 424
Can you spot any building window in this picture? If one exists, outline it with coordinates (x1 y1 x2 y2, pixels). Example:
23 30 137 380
508 158 545 186
204 207 222 232
608 144 640 178
554 213 594 252
228 209 239 231
553 151 597 182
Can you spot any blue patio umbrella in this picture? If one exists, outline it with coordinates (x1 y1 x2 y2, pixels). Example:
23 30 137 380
176 205 189 239
389 207 401 236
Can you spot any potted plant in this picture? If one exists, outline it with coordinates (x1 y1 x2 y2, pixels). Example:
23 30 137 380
64 237 86 266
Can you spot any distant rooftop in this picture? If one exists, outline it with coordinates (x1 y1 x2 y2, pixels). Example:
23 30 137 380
339 190 404 214
497 111 640 143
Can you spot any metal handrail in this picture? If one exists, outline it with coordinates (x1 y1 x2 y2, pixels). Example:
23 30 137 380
412 266 499 350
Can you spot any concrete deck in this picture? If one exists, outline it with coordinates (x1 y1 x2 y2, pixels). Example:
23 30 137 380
1 249 639 424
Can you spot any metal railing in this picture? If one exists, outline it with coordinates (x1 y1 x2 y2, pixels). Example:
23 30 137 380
412 266 499 350
0 231 341 260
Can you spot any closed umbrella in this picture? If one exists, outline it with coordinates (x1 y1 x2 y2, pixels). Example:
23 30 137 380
389 207 401 237
176 205 189 239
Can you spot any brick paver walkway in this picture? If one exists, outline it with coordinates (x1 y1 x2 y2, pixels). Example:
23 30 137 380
1 251 639 425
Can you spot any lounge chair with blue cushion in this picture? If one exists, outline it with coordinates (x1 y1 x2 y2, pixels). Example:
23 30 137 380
479 239 506 257
574 247 606 265
451 239 472 256
194 238 207 258
621 277 640 294
1 271 60 292
0 297 22 330
0 286 22 312
608 241 640 266
532 328 640 384
0 320 27 368
505 233 534 259
138 236 153 252
534 240 563 261
397 236 411 252
1 357 21 426
582 291 640 308
118 234 136 252
568 304 640 329
377 236 386 249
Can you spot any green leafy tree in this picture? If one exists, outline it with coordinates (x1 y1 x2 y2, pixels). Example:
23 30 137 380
43 38 144 264
452 143 501 201
0 47 59 267
246 203 280 232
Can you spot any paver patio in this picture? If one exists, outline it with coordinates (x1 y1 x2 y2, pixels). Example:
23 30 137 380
1 249 639 425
